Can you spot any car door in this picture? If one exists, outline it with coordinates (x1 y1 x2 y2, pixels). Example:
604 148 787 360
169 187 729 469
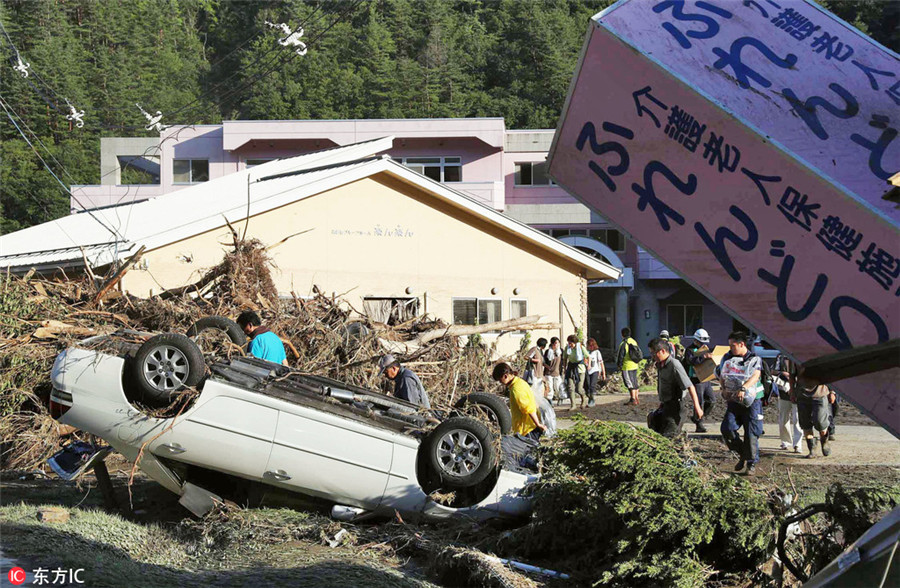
263 406 394 509
149 394 278 480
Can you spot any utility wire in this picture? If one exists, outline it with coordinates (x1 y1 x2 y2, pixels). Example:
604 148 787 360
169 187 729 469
0 95 124 242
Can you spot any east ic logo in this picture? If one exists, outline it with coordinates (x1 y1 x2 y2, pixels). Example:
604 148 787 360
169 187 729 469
8 567 27 586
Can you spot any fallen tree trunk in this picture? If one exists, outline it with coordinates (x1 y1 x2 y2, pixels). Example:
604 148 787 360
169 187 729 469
377 318 561 356
416 315 547 345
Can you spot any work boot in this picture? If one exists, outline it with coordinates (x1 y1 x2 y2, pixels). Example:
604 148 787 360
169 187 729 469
695 423 708 433
821 434 832 457
806 437 817 459
734 459 745 472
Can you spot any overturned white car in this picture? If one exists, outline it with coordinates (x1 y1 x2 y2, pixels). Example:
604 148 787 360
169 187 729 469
49 319 535 522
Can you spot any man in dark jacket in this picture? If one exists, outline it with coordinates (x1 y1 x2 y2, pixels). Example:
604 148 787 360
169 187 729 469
647 338 703 438
378 354 431 408
684 328 715 433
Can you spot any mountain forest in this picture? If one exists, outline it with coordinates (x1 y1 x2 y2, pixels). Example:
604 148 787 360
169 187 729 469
1 0 897 233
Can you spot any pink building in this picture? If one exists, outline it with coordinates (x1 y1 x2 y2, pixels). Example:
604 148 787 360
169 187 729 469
72 118 737 352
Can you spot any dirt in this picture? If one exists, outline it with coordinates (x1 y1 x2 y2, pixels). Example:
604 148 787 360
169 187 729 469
571 388 878 426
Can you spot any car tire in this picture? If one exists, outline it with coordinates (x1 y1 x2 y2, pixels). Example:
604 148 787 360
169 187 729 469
186 316 247 346
422 417 497 490
130 333 205 407
453 393 512 436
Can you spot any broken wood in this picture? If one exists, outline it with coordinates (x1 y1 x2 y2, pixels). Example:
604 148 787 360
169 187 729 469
33 320 97 339
92 245 146 306
159 267 225 300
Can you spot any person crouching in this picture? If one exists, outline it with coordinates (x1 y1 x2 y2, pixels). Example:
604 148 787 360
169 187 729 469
492 362 546 441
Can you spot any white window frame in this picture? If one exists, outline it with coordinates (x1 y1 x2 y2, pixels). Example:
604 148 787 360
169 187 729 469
172 159 209 184
452 297 502 333
394 156 462 182
514 160 556 186
510 298 528 336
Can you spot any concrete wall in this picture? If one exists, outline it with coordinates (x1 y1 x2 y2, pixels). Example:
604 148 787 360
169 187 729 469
122 174 587 355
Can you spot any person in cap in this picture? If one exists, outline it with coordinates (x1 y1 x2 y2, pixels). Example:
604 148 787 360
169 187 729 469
378 354 431 408
236 310 288 366
684 328 715 433
658 330 677 357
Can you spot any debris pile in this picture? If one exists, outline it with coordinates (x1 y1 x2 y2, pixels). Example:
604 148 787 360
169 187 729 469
0 239 535 469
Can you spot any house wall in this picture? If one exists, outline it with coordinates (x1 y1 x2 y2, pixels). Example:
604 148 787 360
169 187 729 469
122 174 586 355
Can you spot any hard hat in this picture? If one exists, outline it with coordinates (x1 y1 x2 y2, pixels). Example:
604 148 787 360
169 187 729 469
693 328 710 343
659 330 670 339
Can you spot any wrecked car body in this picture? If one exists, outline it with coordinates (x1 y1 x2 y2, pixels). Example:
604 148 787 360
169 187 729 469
49 328 536 522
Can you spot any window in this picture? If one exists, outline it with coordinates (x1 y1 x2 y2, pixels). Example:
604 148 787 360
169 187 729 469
514 160 555 186
667 305 703 337
173 159 209 184
510 299 527 333
246 158 274 168
452 298 502 329
588 228 626 252
538 227 627 252
363 297 419 325
395 156 462 182
118 155 160 185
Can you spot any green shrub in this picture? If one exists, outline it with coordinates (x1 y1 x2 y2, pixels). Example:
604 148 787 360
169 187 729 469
505 421 773 586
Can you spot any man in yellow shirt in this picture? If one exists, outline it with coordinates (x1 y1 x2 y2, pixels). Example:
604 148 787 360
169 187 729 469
492 362 546 440
616 327 643 406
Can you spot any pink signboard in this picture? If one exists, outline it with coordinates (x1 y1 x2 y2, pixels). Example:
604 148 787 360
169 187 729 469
548 1 900 435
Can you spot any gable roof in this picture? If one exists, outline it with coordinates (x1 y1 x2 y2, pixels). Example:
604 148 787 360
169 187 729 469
0 137 620 281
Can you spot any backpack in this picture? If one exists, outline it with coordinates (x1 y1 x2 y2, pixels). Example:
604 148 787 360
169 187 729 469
760 360 775 405
627 340 643 363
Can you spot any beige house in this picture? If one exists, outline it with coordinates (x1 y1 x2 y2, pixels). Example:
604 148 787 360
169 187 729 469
0 138 619 354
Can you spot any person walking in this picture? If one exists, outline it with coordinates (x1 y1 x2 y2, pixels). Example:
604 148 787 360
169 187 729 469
684 328 715 433
585 338 606 407
616 328 642 406
378 354 431 408
564 334 590 409
647 338 703 438
717 331 765 476
526 337 547 393
774 353 802 453
544 337 564 404
236 310 288 366
492 362 546 441
789 364 835 459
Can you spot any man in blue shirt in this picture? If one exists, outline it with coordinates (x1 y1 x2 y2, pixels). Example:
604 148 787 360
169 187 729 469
237 310 287 366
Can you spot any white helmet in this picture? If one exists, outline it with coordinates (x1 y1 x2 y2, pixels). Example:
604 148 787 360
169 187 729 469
693 328 710 343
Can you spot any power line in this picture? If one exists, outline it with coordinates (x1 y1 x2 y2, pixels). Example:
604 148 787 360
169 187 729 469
0 95 125 241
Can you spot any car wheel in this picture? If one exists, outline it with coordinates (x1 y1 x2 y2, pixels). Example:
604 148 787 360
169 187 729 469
130 333 205 407
186 316 247 346
423 417 496 490
453 393 512 436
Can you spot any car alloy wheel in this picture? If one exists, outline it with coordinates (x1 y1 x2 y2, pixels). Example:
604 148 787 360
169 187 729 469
142 344 191 391
435 428 484 477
